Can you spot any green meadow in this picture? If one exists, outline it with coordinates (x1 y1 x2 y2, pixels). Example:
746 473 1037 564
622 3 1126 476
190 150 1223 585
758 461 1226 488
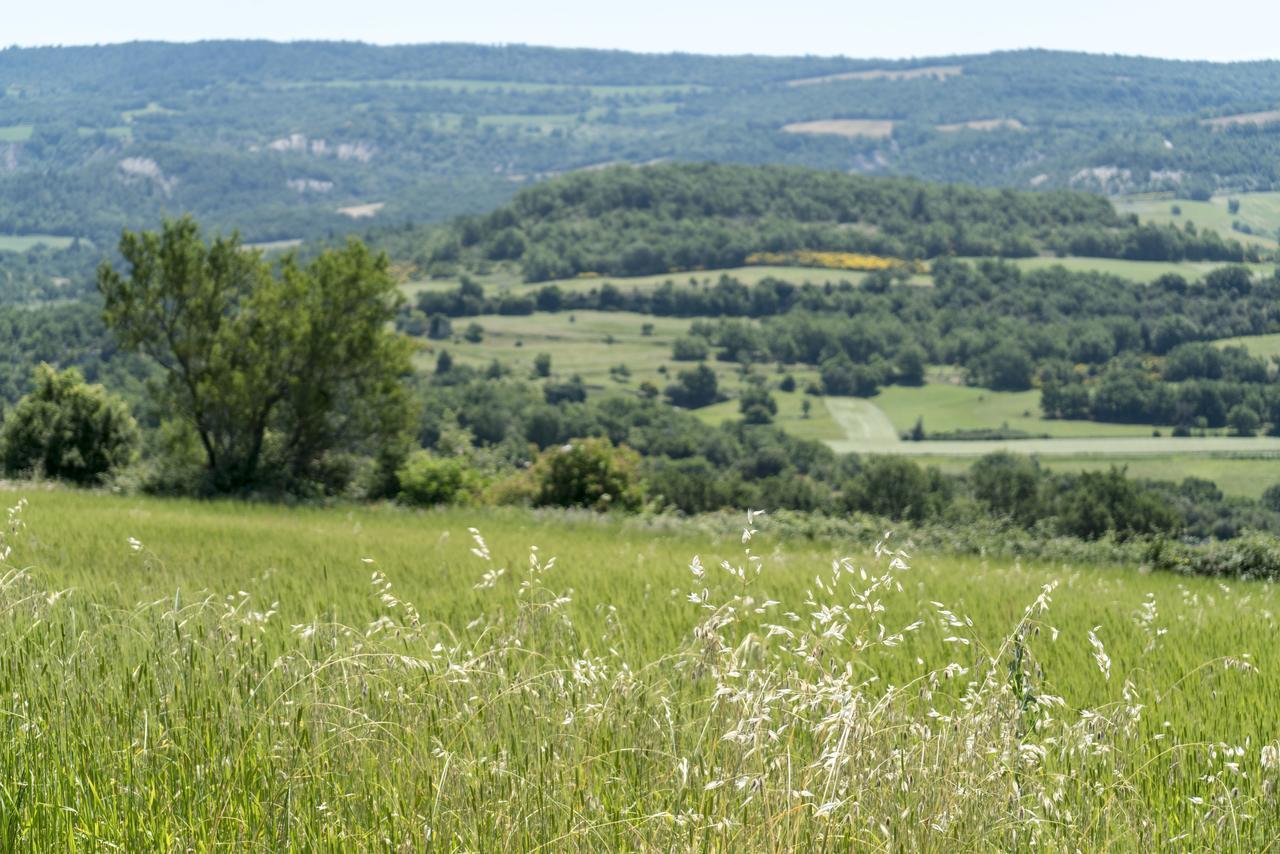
1117 191 1280 250
0 487 1277 847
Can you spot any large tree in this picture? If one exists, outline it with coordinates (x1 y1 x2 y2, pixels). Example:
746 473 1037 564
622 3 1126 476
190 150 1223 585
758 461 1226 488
97 217 414 493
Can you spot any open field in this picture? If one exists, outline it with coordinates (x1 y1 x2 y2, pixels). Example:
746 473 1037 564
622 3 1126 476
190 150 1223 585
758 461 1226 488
1115 192 1280 250
832 434 1280 456
422 310 696 387
1217 332 1280 360
401 264 933 299
0 234 80 252
787 64 963 85
1201 109 1280 129
0 124 34 142
976 254 1277 281
336 201 385 219
696 390 847 443
782 119 896 139
936 118 1024 132
872 382 1164 438
403 255 1266 302
0 487 1278 847
121 101 179 122
905 453 1280 498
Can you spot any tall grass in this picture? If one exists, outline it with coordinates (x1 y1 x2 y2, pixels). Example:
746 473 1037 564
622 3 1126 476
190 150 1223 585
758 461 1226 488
0 490 1278 848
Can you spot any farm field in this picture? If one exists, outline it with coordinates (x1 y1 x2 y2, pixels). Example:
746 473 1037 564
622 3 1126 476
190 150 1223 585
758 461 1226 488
400 263 933 299
403 254 1266 302
0 233 80 252
871 382 1164 438
1115 191 1280 250
1 487 1278 847
782 119 896 138
971 254 1277 282
0 125 34 143
429 309 829 403
1216 332 1280 361
907 453 1280 498
695 390 847 442
424 309 693 385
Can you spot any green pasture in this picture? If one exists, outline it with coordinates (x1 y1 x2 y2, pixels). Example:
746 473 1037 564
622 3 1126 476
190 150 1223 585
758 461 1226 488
0 234 80 252
0 124 34 142
1216 332 1280 361
1116 191 1280 250
904 453 1280 499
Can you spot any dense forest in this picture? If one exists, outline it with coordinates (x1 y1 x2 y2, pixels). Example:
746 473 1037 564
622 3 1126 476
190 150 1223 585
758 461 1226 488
402 163 1258 280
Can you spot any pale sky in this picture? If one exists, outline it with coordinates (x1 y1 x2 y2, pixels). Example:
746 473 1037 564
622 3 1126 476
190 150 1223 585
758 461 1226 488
4 0 1279 62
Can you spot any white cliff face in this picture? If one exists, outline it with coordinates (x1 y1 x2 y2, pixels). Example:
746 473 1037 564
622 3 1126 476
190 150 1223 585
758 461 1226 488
286 178 335 193
117 157 178 194
264 135 375 163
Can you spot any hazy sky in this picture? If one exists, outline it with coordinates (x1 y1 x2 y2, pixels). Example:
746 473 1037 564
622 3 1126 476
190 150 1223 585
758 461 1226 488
5 0 1279 62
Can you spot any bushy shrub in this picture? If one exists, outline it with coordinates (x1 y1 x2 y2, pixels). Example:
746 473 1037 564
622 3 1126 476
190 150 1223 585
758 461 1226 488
529 437 643 511
0 363 139 484
396 451 479 506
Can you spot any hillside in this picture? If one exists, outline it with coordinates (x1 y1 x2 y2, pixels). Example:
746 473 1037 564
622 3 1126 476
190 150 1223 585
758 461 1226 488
3 41 1280 254
397 162 1258 281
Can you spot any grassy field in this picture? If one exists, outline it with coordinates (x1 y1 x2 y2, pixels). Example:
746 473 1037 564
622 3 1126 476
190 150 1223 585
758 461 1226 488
871 382 1164 438
0 233 80 252
906 453 1280 498
421 309 830 401
1216 332 1280 361
401 264 933 299
404 255 1265 302
696 391 848 443
0 124 34 143
976 254 1277 282
1 487 1278 847
1116 191 1280 250
425 309 693 386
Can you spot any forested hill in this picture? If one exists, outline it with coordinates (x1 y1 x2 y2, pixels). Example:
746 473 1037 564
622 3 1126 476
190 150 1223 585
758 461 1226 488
3 41 1280 250
393 163 1257 281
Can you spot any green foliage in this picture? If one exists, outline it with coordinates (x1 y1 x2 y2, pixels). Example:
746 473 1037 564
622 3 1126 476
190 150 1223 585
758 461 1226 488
1054 468 1180 541
1229 404 1261 436
439 163 1257 285
841 456 951 522
532 352 552 378
396 451 479 506
664 364 719 408
738 380 778 425
0 363 138 484
969 452 1041 525
528 437 643 511
671 335 709 361
96 217 413 494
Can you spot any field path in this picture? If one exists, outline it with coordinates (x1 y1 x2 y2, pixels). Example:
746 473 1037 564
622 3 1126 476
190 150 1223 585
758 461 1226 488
824 397 900 445
825 434 1280 457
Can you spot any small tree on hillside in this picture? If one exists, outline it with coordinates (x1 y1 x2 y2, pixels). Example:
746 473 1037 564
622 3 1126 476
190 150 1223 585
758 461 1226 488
0 364 139 484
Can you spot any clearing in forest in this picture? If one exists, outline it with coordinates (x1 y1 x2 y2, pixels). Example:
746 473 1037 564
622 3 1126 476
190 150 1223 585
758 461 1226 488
782 119 896 139
1201 110 1280 129
823 397 900 445
337 202 385 218
936 118 1024 132
787 65 963 86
